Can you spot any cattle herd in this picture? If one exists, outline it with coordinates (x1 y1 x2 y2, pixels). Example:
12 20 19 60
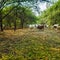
28 24 60 30
1 24 60 31
28 24 48 30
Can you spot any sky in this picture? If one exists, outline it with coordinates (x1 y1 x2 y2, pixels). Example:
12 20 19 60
33 0 58 16
32 2 47 16
39 2 47 11
21 0 58 16
38 0 58 11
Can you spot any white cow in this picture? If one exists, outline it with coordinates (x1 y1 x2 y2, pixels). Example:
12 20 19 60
28 24 36 29
53 24 59 28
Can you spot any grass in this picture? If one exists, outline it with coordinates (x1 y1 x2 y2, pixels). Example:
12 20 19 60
0 28 60 60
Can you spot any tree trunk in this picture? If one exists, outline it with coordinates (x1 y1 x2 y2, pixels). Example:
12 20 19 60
0 20 3 31
20 19 24 29
0 12 3 31
14 20 16 31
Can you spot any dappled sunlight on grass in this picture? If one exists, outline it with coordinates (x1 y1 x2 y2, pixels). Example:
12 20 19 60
0 29 60 60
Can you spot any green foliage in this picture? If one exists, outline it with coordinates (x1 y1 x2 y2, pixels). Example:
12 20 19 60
2 4 37 29
39 0 60 25
0 0 39 30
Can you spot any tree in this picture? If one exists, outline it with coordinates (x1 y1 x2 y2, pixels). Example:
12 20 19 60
0 0 17 31
0 0 5 31
0 0 49 31
39 0 59 25
16 6 37 28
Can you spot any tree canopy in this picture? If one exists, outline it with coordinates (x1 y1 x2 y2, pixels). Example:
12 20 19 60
39 0 60 25
0 0 38 31
0 0 58 31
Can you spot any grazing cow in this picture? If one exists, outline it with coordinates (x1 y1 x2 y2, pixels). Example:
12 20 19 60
37 24 44 30
28 24 45 30
28 24 36 29
35 24 38 27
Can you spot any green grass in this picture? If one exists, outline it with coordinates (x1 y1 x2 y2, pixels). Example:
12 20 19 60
0 29 60 60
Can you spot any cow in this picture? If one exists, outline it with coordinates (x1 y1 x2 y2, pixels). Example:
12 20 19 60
28 24 36 29
37 24 44 30
53 24 59 28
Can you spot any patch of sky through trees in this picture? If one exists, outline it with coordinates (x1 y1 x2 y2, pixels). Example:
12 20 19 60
21 0 58 16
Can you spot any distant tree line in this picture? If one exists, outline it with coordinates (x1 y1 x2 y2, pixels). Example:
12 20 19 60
0 0 55 31
0 0 38 31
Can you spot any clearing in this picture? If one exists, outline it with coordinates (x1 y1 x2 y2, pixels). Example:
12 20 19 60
0 28 60 60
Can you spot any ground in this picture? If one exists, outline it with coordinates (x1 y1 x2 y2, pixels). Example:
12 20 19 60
0 28 60 60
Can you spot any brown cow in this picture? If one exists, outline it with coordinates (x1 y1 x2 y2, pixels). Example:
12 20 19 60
37 25 44 30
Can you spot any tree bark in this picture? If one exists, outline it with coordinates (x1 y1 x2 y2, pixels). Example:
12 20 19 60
14 20 16 31
0 12 3 31
0 19 3 31
20 19 24 29
21 21 24 29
